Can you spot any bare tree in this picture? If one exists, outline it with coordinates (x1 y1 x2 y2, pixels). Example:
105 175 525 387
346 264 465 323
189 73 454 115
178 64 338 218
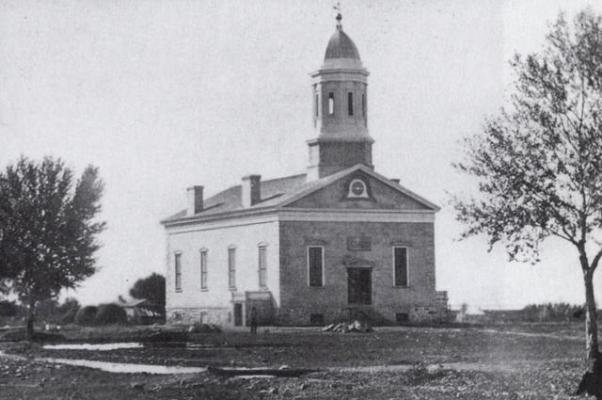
0 156 105 339
453 10 602 360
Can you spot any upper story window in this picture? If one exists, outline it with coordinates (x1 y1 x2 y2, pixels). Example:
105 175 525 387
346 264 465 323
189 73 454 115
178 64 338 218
200 249 208 290
308 246 324 287
393 247 409 287
174 253 182 292
362 93 366 117
328 93 335 115
228 246 236 289
348 92 354 116
258 244 267 288
315 93 319 117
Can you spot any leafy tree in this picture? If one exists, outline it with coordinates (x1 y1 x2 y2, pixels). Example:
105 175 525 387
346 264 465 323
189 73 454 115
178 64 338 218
129 273 165 307
0 156 105 338
453 10 602 360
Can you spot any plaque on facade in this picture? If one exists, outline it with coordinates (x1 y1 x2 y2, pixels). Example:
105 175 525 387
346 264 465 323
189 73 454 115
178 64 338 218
347 236 371 251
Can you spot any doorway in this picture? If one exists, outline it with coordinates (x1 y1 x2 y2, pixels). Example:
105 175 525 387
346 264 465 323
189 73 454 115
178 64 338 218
233 303 243 326
347 268 372 305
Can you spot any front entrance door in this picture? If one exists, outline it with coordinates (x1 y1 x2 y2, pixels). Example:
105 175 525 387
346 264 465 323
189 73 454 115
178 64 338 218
347 268 372 305
233 303 243 326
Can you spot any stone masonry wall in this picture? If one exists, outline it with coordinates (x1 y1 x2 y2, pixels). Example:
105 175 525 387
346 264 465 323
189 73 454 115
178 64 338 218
278 220 438 325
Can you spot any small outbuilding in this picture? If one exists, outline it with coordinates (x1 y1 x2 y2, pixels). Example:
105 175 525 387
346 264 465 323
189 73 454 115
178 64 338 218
120 299 164 325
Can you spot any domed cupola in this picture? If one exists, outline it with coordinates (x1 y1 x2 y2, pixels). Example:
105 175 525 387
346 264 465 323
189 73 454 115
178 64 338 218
324 29 361 60
323 18 363 69
307 12 373 181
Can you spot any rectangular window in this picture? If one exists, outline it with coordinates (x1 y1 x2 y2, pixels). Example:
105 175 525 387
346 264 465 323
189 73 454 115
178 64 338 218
362 93 366 117
228 247 236 289
174 253 182 292
258 245 267 288
315 93 319 117
308 246 324 287
394 247 409 287
328 92 334 115
348 92 353 115
200 249 208 290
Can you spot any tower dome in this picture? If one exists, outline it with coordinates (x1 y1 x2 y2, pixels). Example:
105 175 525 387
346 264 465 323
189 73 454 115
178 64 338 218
321 14 363 70
324 28 361 61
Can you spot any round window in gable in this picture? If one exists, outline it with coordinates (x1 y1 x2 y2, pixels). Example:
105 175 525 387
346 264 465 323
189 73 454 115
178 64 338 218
347 178 369 199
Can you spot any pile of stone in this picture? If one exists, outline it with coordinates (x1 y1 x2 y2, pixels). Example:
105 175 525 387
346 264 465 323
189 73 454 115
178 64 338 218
322 320 373 333
187 323 222 334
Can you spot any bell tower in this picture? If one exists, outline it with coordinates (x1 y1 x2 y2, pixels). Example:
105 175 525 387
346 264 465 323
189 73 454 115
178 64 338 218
307 12 373 181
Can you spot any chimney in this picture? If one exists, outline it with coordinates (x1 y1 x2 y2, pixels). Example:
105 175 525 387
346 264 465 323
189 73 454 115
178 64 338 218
187 185 204 215
390 178 400 185
241 175 261 208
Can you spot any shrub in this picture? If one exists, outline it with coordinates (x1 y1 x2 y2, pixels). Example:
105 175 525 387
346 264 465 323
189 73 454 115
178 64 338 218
75 306 98 326
94 304 127 325
60 308 79 324
0 301 22 317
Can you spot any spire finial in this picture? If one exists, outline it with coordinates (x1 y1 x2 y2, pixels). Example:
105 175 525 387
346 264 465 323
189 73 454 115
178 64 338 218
333 2 342 30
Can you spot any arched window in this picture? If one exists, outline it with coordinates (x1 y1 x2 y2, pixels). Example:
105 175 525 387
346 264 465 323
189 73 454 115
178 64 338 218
174 252 182 292
348 92 354 116
362 93 366 117
200 248 208 290
328 92 335 115
258 243 267 288
228 246 236 290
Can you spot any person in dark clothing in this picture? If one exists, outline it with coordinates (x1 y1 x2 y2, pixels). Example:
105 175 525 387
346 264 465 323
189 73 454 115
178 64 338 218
250 306 258 334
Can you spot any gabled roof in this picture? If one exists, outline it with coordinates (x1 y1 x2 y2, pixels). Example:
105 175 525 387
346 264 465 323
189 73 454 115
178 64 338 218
161 165 439 225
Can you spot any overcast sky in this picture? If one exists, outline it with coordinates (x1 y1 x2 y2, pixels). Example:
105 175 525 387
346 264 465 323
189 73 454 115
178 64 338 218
1 0 601 310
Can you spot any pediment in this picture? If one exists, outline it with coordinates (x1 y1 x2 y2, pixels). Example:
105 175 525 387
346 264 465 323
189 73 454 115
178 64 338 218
282 167 437 211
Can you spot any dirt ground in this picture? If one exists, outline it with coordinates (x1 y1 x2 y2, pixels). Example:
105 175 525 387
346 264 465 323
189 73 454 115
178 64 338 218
0 323 590 399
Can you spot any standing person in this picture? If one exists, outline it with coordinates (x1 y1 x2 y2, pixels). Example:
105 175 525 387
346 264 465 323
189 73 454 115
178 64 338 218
250 306 258 334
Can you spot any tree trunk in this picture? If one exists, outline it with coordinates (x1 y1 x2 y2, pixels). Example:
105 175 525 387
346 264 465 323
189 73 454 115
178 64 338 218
584 272 599 360
26 300 35 340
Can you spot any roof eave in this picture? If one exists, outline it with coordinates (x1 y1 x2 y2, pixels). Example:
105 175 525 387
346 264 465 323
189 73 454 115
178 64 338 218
161 206 279 228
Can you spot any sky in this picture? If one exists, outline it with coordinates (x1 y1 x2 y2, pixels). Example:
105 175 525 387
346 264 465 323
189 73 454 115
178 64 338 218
1 0 602 310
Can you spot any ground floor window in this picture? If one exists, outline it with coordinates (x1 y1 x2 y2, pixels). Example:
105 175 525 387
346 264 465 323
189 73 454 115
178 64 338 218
228 247 236 289
174 253 182 291
200 249 208 290
258 245 267 288
393 247 409 287
308 246 324 287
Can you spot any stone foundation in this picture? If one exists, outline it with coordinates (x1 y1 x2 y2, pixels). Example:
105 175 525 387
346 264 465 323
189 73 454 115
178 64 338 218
166 307 232 326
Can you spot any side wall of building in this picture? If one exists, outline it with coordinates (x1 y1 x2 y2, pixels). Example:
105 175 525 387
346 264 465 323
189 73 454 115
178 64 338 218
278 220 438 325
165 218 280 326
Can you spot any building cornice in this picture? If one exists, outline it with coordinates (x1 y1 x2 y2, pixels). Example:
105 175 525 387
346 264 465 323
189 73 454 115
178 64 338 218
163 206 436 232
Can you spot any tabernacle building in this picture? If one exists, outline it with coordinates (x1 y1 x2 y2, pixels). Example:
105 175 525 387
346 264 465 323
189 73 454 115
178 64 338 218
161 15 447 327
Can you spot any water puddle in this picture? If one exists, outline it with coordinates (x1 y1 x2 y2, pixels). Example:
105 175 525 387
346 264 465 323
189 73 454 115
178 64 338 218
43 343 143 351
38 357 207 374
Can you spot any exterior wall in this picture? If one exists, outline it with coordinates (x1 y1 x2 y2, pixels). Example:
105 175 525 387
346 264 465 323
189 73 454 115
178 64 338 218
307 141 373 180
278 220 438 325
165 216 280 326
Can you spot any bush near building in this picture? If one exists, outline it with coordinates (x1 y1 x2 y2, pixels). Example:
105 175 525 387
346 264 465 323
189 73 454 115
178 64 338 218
94 304 127 325
75 306 98 326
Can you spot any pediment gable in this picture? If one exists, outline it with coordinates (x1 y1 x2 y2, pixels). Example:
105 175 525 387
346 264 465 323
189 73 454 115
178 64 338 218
282 166 438 211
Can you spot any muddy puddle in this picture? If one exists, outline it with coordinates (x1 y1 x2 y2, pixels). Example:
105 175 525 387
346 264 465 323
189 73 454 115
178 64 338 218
42 343 144 351
38 357 207 374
